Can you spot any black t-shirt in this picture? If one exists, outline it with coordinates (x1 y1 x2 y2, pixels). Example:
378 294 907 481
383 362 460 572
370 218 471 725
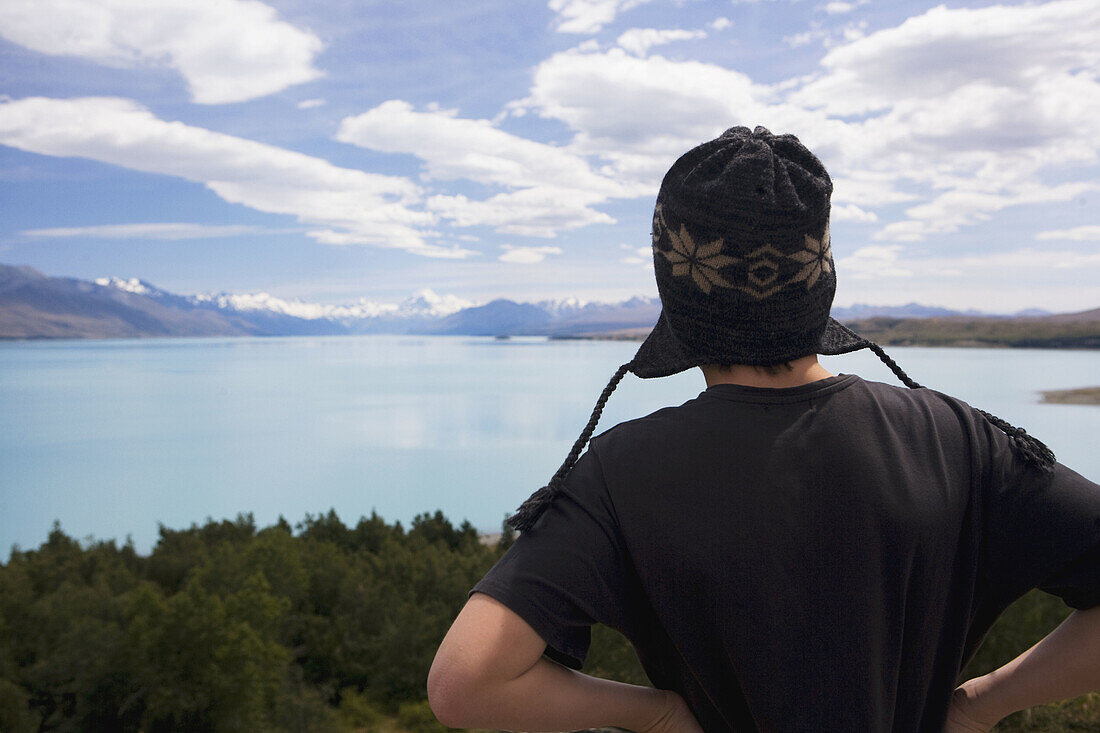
470 374 1100 732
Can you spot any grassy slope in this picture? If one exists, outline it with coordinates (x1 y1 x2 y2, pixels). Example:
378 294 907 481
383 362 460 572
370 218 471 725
840 316 1100 349
564 313 1100 350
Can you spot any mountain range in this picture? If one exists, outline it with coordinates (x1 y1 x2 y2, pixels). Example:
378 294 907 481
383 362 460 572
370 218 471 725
0 262 1085 342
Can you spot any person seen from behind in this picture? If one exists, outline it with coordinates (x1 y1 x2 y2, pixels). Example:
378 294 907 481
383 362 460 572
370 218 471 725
426 126 1100 732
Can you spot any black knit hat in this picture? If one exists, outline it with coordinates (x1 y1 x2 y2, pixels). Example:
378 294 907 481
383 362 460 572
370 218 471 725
506 126 1054 533
634 125 868 375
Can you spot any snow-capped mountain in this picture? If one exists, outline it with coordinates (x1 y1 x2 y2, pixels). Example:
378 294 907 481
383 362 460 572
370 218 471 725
82 272 657 336
191 291 398 321
8 262 1079 342
93 276 161 296
396 288 475 318
87 277 476 326
534 296 589 318
185 286 473 322
82 274 664 336
3 266 254 338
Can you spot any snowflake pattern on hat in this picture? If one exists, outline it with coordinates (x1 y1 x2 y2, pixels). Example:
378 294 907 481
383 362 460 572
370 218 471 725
659 223 736 295
654 207 833 299
789 229 833 289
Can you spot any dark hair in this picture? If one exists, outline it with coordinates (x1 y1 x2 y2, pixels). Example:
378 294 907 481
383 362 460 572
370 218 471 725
714 361 794 377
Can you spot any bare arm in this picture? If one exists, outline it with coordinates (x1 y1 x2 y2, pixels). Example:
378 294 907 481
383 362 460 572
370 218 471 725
946 604 1100 731
427 592 702 732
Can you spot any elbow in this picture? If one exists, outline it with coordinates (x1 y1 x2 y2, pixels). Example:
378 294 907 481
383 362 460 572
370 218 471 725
427 652 480 728
425 670 462 727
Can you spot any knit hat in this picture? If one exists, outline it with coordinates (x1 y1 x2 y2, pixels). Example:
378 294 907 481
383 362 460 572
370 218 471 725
506 126 1054 533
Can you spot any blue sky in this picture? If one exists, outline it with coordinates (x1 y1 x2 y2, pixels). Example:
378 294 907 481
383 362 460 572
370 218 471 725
0 0 1097 312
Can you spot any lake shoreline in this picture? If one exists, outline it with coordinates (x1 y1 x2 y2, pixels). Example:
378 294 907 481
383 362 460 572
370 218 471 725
554 328 1100 350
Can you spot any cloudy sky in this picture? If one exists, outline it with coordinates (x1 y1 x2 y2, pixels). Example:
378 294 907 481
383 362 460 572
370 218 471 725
0 0 1097 312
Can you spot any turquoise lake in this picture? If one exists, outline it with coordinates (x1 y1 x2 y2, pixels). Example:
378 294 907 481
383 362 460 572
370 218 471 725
2 335 1098 554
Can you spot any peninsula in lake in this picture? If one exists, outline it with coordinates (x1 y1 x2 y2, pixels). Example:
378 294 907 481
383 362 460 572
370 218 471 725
1040 387 1100 405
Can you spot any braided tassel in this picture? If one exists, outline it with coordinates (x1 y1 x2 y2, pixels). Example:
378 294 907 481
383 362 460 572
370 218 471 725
866 342 923 390
975 408 1056 471
867 342 1054 471
506 362 632 533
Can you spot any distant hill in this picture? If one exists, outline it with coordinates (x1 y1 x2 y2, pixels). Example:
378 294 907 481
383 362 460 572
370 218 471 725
841 312 1100 349
1 264 659 340
577 310 1100 349
425 299 553 335
0 265 256 339
831 302 993 319
531 295 662 336
1 263 1096 348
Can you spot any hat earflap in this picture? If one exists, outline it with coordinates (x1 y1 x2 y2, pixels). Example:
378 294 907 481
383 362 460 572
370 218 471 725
506 362 632 533
866 342 1055 471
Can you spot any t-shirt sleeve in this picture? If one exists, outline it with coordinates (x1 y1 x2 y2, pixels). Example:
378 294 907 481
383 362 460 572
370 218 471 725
977 410 1100 610
469 441 633 670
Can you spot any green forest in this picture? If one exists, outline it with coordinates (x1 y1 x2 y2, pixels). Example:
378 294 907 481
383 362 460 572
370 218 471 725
0 511 1096 732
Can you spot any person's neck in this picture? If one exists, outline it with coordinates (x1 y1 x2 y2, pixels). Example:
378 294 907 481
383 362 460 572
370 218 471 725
700 356 835 389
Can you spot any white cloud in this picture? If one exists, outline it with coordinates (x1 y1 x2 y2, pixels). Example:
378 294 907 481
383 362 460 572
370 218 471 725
23 222 274 240
337 100 632 196
427 189 615 238
0 97 472 258
838 20 868 44
873 181 1099 242
709 17 732 31
336 100 641 236
835 282 1100 315
283 4 1100 259
821 1 867 15
833 244 1100 312
297 98 326 110
616 28 707 57
512 47 775 188
831 173 918 208
830 203 877 223
790 1 1100 241
1036 226 1100 241
793 1 1099 118
784 30 817 49
943 248 1100 272
0 0 322 104
514 1 1100 251
17 2 1087 270
836 245 911 279
498 244 563 263
521 47 755 143
511 46 865 194
302 229 475 259
620 244 652 267
784 20 866 49
839 245 1100 281
548 0 653 34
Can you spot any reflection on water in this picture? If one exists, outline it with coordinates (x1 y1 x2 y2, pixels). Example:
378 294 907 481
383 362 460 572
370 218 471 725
1 336 1097 553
